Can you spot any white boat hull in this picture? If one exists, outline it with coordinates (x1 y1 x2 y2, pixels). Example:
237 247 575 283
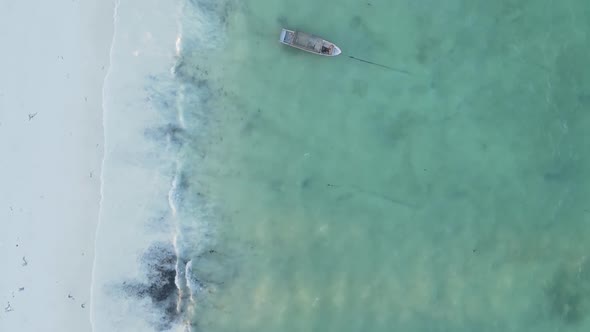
279 28 341 57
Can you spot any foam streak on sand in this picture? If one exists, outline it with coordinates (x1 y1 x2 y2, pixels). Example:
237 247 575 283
89 0 120 330
169 163 189 322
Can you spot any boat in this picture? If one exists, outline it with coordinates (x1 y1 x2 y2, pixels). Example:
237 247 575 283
279 28 342 56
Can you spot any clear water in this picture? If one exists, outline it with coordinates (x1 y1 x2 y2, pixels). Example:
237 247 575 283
95 0 590 331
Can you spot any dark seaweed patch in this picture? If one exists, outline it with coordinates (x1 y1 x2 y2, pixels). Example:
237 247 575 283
143 246 177 302
144 123 185 147
174 58 210 87
176 171 190 192
121 242 180 330
187 0 232 28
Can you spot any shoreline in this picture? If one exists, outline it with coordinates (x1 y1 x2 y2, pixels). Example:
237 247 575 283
0 0 114 331
89 0 190 329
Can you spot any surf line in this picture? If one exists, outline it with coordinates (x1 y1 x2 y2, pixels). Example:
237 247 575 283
348 55 412 75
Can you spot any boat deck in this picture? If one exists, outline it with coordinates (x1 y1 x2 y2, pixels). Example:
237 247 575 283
292 31 323 53
283 30 295 44
279 29 340 56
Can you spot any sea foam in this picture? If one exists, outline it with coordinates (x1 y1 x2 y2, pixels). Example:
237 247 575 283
90 0 228 331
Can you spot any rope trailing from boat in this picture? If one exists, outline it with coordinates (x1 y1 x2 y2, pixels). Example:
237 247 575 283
348 56 411 75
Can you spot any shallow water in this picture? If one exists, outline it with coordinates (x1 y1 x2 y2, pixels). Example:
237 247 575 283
95 0 590 331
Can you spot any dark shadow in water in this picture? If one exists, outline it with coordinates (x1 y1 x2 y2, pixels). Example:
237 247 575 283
277 15 288 27
300 176 312 189
120 242 180 330
350 15 363 28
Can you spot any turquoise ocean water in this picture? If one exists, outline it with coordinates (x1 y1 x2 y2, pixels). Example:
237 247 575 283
166 0 590 330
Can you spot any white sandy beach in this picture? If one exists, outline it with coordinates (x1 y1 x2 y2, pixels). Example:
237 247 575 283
0 0 114 331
